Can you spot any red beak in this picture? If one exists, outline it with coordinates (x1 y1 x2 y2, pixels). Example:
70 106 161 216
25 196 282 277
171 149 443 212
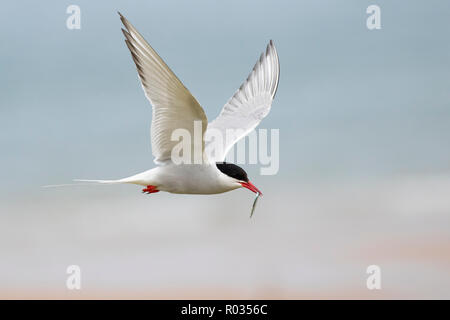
240 181 262 195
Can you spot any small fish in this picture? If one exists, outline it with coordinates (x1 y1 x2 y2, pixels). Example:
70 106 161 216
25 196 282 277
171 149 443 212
250 192 261 218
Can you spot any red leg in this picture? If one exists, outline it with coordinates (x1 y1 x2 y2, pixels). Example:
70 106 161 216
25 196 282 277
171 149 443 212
142 185 159 194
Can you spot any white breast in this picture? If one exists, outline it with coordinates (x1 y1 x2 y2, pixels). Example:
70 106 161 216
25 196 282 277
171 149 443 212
130 163 241 194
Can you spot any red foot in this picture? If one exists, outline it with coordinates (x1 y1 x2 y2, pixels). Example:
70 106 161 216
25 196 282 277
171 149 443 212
142 185 159 194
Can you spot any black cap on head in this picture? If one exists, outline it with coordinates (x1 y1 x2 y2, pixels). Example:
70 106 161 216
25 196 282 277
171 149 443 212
216 162 249 182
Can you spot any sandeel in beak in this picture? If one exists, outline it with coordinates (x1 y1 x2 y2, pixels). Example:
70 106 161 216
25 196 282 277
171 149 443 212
250 191 261 218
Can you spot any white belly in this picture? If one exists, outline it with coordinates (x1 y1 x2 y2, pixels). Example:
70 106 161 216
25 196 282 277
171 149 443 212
127 163 240 195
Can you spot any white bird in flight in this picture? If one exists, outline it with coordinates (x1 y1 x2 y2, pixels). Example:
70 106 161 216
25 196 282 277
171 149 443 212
76 13 279 213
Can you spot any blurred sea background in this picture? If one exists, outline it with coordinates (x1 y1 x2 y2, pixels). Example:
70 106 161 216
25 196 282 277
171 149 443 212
1 0 450 298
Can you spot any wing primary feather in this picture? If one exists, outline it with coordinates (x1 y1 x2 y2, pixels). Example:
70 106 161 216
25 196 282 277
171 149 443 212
204 40 280 162
119 13 208 164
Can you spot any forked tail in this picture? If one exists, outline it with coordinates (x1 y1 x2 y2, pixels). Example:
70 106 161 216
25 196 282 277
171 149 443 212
42 178 129 188
73 179 124 184
42 170 153 188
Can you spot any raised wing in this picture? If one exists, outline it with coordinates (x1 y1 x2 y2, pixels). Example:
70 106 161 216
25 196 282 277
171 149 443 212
120 13 208 164
205 40 279 162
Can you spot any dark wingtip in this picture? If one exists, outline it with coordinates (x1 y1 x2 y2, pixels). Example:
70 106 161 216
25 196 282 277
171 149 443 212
118 11 127 25
121 28 130 39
